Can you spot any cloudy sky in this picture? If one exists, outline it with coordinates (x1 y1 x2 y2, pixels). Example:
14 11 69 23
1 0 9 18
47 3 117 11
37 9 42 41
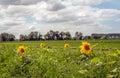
0 0 120 38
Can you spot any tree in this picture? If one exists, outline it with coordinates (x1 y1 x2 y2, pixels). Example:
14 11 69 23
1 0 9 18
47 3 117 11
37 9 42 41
38 33 43 40
28 31 38 40
65 31 71 40
0 33 15 41
74 32 83 40
59 32 64 40
8 34 15 41
19 34 26 41
54 31 59 40
49 30 55 40
44 32 50 40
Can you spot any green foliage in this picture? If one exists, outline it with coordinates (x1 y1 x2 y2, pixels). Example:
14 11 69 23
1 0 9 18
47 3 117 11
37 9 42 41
91 57 100 63
0 40 120 78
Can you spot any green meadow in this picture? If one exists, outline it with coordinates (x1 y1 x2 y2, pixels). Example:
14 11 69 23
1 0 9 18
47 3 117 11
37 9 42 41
0 40 120 78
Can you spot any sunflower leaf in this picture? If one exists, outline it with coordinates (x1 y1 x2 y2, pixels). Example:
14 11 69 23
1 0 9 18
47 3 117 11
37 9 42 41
108 53 118 57
91 57 100 63
108 61 116 65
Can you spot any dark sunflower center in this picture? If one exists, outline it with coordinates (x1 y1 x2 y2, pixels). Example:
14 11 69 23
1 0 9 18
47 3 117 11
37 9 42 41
20 48 25 53
41 44 44 47
66 45 68 47
85 45 90 50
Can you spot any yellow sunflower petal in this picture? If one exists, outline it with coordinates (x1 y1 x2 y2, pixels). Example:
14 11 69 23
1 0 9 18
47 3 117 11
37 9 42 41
80 42 92 55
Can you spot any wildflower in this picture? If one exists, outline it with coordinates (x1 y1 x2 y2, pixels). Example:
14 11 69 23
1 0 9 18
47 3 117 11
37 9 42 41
17 46 26 55
40 43 45 48
64 44 70 48
80 42 92 54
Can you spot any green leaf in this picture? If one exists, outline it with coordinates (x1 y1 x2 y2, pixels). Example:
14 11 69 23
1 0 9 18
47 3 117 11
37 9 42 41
108 61 116 65
109 53 118 57
106 74 115 78
91 57 100 63
92 43 98 48
111 68 117 73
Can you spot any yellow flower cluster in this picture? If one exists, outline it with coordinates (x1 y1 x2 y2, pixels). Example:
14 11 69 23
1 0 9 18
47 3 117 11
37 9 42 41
17 42 92 55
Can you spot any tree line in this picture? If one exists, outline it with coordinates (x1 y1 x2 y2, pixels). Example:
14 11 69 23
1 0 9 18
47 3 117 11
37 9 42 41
0 30 83 41
0 30 119 41
19 30 83 41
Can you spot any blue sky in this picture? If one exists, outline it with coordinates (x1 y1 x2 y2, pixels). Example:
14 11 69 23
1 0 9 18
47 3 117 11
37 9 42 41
93 0 120 9
0 0 120 38
93 0 120 34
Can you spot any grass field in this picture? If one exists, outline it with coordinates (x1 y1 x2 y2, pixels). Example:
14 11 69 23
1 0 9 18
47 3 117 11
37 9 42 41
0 40 120 78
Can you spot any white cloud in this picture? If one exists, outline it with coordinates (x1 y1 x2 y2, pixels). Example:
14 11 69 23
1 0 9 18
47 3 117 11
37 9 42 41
0 0 41 5
1 5 33 18
116 19 120 22
0 0 119 38
0 0 111 5
63 0 111 5
94 9 120 20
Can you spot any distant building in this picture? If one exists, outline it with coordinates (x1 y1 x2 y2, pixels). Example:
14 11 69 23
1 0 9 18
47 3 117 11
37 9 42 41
91 33 120 39
106 33 120 39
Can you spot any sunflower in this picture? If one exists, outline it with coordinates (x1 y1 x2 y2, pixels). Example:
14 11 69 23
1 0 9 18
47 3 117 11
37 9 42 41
40 43 45 48
64 44 70 48
17 46 26 55
80 42 92 54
